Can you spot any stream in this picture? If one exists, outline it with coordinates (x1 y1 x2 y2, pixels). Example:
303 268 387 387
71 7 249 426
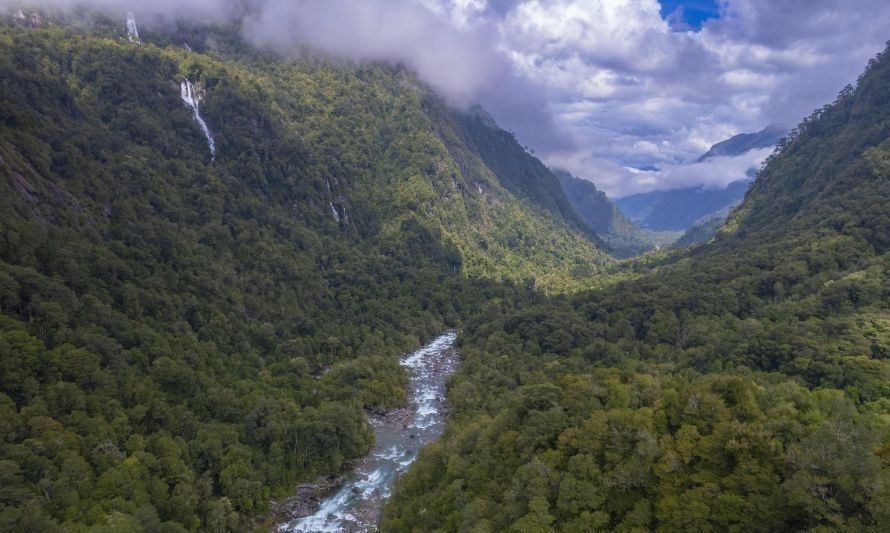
277 331 459 532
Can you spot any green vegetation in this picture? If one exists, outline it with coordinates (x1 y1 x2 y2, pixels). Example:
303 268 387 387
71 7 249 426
384 44 890 531
555 170 647 257
454 110 585 233
2 12 890 533
0 18 607 531
554 169 680 257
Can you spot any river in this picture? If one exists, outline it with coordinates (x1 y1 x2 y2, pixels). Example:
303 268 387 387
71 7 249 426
277 331 459 532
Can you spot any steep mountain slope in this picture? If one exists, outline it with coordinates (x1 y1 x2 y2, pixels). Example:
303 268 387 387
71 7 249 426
385 45 890 532
615 178 751 231
0 18 608 531
454 109 587 234
554 170 655 257
697 123 785 161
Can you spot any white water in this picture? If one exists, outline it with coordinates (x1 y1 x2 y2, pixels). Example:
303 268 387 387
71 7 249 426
180 80 216 160
126 12 139 42
280 331 459 532
330 203 340 223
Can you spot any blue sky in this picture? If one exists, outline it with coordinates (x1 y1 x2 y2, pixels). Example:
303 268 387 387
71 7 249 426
659 0 721 29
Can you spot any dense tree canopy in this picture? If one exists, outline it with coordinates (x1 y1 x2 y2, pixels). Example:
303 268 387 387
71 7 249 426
384 44 890 532
0 18 609 530
1 13 889 533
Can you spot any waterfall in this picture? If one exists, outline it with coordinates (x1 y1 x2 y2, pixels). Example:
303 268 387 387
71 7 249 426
180 80 217 160
126 12 140 42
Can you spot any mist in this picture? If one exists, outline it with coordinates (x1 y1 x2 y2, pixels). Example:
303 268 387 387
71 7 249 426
556 147 773 199
3 0 570 151
6 0 889 196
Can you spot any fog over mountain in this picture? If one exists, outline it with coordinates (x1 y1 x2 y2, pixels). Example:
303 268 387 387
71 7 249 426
3 4 890 531
6 0 890 196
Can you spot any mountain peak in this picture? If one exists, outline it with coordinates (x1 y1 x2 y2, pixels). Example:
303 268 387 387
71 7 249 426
697 124 787 162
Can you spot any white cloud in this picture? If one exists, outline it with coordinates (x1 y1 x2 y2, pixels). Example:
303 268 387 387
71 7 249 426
477 0 890 195
6 0 890 196
555 147 773 198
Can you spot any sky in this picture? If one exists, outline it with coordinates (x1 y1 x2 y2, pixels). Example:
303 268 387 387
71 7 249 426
8 0 890 197
659 0 719 30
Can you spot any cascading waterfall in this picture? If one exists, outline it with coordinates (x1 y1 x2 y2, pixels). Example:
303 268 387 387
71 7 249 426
180 80 217 160
126 12 139 42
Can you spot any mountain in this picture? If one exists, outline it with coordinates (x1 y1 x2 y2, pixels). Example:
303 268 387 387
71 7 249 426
0 16 610 530
615 178 751 231
554 170 654 257
673 213 725 246
614 125 785 234
455 109 588 234
4 8 890 533
386 45 890 531
697 123 786 161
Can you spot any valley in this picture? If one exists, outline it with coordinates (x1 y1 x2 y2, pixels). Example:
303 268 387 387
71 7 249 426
0 4 888 533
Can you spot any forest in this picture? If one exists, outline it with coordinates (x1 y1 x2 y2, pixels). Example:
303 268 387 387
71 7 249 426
0 11 888 533
384 44 890 531
0 19 574 531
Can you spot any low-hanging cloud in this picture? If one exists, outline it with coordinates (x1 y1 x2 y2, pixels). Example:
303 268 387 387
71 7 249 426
4 0 890 196
238 0 574 150
242 0 500 103
552 146 774 198
3 0 572 150
6 0 240 24
652 147 772 193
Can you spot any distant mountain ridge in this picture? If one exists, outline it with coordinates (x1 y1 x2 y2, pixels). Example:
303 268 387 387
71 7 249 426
697 124 786 161
613 124 786 233
554 170 654 257
615 179 751 231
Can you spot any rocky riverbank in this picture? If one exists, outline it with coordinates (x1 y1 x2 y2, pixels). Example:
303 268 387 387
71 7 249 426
275 332 459 532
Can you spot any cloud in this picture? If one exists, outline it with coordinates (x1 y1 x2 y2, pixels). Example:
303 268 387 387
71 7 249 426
241 0 504 104
549 146 772 198
239 0 574 150
3 0 573 149
482 0 890 195
5 0 890 196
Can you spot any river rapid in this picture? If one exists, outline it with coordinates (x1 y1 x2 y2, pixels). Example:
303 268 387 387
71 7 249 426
277 331 459 532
